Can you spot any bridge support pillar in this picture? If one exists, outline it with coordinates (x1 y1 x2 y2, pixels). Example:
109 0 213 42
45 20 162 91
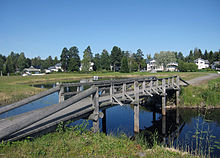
92 88 100 133
176 90 180 106
134 81 139 133
110 82 114 103
122 83 126 100
59 86 65 102
161 79 166 116
162 115 166 145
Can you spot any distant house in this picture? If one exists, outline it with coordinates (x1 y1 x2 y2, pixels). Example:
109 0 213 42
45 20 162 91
194 58 209 69
166 62 178 72
147 59 164 72
46 63 63 73
79 62 94 71
23 66 41 75
212 61 220 70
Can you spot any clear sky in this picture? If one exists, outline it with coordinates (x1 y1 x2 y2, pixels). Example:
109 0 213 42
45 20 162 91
0 0 220 59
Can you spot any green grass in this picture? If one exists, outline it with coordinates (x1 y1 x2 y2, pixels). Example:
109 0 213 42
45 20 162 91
0 123 194 158
180 77 220 107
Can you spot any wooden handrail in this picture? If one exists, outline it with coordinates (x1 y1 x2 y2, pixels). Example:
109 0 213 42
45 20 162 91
0 86 60 115
0 86 98 141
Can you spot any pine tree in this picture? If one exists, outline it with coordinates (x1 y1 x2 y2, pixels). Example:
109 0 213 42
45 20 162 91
17 52 27 71
120 56 129 73
100 49 110 70
93 53 101 71
68 46 80 72
81 46 93 72
60 47 69 71
110 46 122 72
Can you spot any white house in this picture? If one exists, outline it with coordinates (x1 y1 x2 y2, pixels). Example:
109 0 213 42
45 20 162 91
23 66 41 75
194 58 209 69
212 61 220 70
79 62 94 71
146 59 164 72
46 63 63 73
166 62 178 71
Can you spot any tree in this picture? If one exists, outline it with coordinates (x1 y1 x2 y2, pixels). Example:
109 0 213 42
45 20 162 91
81 46 93 72
60 47 69 71
93 53 101 71
31 56 41 68
178 60 198 72
0 54 6 73
17 52 27 71
5 55 15 73
146 54 152 60
193 48 203 59
154 51 177 68
135 49 144 71
68 46 81 72
100 49 110 70
110 46 122 72
120 56 129 73
177 52 184 61
186 50 194 63
204 50 208 60
53 56 59 65
208 51 214 64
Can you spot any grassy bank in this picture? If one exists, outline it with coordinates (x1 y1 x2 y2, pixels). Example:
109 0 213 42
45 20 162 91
0 71 210 106
180 76 220 107
0 123 194 158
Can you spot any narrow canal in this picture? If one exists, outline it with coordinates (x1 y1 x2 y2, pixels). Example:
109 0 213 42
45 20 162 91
0 80 219 157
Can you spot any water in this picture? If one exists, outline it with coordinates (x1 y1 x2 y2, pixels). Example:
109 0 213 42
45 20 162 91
1 81 220 157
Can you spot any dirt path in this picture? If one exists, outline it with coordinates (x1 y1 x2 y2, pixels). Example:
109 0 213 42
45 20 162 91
186 73 220 86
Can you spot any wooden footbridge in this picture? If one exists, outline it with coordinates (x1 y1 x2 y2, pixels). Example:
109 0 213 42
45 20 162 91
0 76 188 142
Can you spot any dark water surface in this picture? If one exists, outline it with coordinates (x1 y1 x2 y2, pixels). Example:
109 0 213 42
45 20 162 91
0 81 219 157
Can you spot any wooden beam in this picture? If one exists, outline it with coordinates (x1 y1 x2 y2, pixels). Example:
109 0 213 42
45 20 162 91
144 90 153 97
0 86 98 141
112 96 124 106
0 86 60 115
125 93 134 102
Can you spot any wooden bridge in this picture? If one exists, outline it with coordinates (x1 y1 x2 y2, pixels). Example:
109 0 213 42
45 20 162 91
0 76 188 142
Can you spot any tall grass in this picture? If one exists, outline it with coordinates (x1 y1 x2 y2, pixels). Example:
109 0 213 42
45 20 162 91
180 77 220 107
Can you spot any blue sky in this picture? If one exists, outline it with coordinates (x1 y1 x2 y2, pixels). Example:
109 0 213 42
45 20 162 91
0 0 220 59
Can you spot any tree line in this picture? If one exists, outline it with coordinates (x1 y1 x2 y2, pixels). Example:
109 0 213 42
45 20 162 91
0 46 219 75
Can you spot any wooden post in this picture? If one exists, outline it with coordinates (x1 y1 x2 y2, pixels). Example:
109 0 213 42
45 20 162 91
162 79 166 116
175 76 180 106
134 81 139 133
59 86 65 102
142 80 146 94
122 83 126 100
167 78 170 87
176 108 179 124
92 88 99 133
110 82 114 103
77 86 80 92
0 71 2 77
162 115 166 145
171 77 174 87
149 80 152 93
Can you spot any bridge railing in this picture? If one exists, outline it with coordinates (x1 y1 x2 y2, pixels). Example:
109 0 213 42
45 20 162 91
0 86 99 141
0 86 61 115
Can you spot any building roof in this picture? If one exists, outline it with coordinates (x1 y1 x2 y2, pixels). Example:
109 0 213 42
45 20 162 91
24 66 40 72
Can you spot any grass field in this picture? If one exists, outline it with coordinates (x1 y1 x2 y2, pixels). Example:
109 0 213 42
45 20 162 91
0 122 194 158
0 71 212 106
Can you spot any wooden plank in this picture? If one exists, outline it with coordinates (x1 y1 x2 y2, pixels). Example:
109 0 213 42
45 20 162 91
144 90 153 97
125 93 134 102
0 86 97 141
0 86 60 115
112 96 124 106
